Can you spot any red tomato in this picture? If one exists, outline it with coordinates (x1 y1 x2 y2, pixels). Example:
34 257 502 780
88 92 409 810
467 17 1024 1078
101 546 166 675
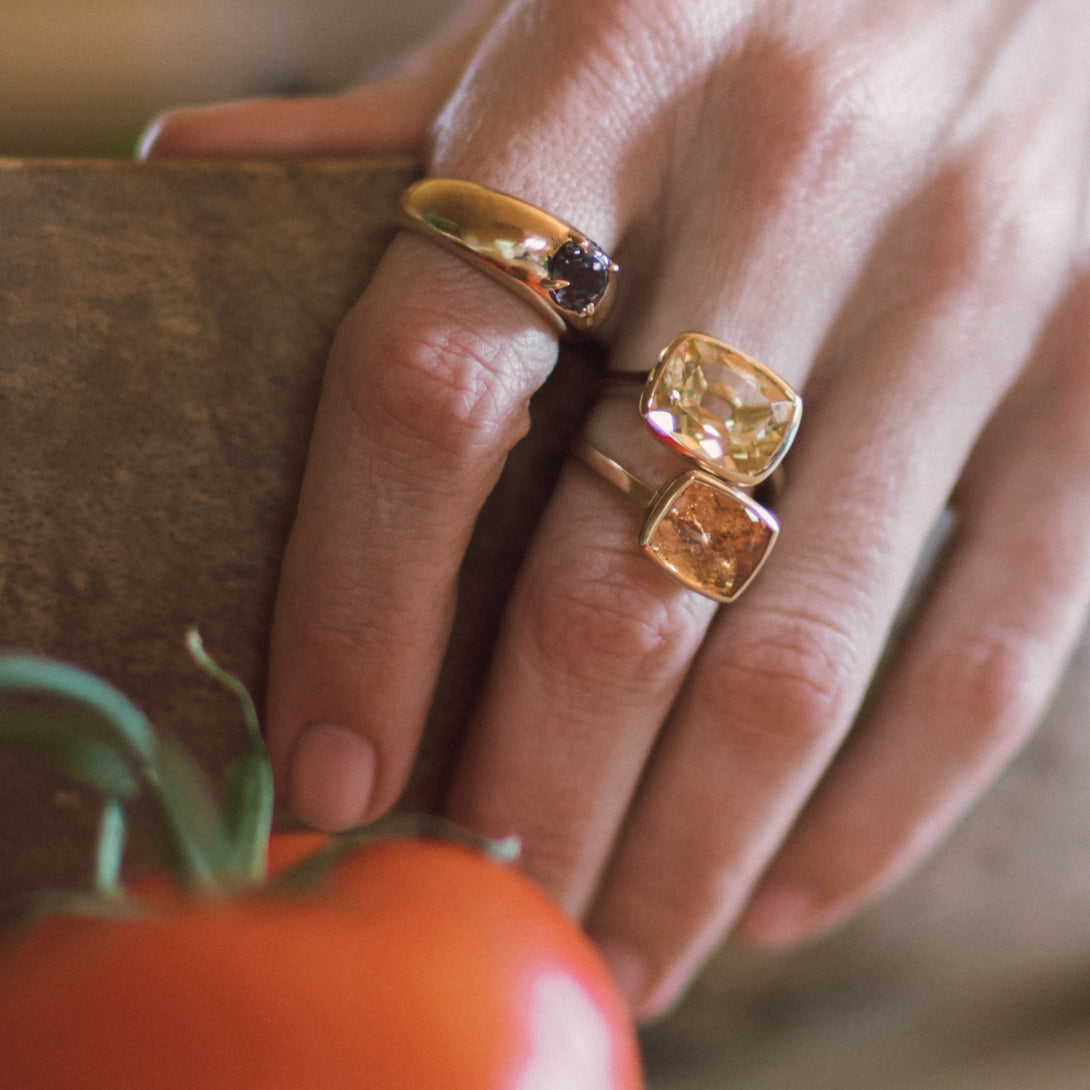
0 836 643 1090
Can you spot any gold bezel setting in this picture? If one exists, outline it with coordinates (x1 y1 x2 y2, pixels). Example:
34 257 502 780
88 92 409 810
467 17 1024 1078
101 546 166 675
572 438 779 603
640 469 779 603
638 332 801 486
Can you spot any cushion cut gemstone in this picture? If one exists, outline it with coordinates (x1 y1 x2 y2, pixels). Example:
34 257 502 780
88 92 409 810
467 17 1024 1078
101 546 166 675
547 239 611 314
642 333 801 485
641 472 778 602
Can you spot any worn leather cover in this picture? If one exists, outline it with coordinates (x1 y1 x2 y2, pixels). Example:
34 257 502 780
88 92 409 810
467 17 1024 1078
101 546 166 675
0 158 597 899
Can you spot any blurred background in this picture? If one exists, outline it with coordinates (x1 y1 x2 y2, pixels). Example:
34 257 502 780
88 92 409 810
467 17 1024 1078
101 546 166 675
0 0 460 156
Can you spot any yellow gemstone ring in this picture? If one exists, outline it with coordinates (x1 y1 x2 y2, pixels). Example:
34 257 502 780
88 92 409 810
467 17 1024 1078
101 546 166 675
573 436 779 603
399 178 619 334
576 333 798 602
611 332 802 487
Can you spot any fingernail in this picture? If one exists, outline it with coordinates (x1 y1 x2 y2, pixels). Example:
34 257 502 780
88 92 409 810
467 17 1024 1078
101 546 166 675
289 723 376 832
593 937 648 1011
737 883 821 947
134 114 168 160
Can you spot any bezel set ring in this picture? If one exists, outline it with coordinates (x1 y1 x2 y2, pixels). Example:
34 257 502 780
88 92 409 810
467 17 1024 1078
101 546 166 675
576 333 803 603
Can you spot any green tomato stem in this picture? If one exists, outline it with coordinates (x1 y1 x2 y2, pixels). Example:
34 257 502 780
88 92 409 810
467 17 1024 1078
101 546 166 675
0 656 158 766
184 629 262 748
184 628 274 884
0 631 278 906
270 814 522 894
93 797 128 899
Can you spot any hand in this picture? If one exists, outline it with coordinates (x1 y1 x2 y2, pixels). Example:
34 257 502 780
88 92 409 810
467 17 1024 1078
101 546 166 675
142 0 1090 1019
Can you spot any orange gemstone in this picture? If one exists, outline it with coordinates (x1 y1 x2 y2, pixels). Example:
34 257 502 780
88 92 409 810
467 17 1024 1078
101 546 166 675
641 472 778 602
642 333 801 485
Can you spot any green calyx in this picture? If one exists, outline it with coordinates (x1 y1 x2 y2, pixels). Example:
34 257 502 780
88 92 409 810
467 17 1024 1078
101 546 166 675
0 631 524 921
0 628 274 905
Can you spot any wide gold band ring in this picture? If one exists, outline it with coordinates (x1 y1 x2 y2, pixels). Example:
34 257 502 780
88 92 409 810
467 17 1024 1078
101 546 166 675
399 178 619 334
573 436 779 603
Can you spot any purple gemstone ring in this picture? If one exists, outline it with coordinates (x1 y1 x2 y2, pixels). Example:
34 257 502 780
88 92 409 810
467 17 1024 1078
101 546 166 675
398 178 619 334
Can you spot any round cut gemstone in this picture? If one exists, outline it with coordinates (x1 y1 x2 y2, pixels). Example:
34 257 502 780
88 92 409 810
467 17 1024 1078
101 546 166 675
547 240 611 313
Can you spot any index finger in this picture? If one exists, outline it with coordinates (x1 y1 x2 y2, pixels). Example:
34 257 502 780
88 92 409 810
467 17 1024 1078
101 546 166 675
267 230 559 829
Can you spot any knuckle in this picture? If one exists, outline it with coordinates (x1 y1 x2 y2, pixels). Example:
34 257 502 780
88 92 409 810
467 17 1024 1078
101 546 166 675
334 316 538 471
782 63 874 195
921 624 1045 745
923 135 1071 304
277 579 395 682
523 550 708 697
701 606 863 751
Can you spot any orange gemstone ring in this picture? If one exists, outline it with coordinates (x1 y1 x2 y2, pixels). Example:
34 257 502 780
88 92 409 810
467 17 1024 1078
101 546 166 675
575 333 798 602
399 178 618 334
610 332 802 487
572 436 780 603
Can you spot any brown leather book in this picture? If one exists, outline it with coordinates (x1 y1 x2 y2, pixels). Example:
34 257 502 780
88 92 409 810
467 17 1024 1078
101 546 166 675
0 158 598 896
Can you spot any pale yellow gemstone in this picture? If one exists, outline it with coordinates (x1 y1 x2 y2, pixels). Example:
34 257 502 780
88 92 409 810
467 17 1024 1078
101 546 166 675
642 473 777 602
643 333 801 485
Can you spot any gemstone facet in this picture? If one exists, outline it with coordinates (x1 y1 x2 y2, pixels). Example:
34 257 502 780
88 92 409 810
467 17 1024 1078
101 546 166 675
547 239 611 314
642 333 801 485
641 471 778 602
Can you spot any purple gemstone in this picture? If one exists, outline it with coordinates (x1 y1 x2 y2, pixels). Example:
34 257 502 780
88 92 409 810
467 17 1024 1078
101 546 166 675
547 240 611 313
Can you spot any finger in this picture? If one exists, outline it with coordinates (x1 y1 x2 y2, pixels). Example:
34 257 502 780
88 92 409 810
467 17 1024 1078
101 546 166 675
441 398 718 915
267 231 559 830
737 272 1090 946
137 92 434 159
268 0 715 836
212 2 676 835
436 129 874 919
582 139 1079 1017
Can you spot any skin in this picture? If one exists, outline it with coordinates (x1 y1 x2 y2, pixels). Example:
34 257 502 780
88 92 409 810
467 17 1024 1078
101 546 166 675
142 0 1090 1019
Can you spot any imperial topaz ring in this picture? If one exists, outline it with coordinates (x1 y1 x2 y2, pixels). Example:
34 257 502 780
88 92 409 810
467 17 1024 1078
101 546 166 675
609 332 802 486
573 436 779 603
399 178 618 334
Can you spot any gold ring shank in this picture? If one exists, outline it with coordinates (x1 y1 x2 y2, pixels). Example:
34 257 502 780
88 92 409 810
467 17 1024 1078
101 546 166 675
399 178 617 334
571 436 657 508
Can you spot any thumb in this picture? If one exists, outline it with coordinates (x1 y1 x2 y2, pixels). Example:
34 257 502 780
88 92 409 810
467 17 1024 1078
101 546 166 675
137 87 432 159
137 1 494 159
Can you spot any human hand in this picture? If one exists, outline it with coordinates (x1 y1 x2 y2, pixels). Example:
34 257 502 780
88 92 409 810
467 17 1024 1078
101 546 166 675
142 0 1090 1018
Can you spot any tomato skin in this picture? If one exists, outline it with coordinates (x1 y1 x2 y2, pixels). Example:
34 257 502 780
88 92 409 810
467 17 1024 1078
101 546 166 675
0 837 642 1090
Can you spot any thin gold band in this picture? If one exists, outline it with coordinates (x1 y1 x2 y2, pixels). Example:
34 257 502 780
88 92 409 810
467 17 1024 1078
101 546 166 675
571 435 657 508
573 433 785 507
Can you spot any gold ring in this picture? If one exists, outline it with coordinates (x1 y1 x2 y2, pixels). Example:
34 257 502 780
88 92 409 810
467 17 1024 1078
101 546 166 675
572 435 779 603
399 178 619 334
607 332 802 487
